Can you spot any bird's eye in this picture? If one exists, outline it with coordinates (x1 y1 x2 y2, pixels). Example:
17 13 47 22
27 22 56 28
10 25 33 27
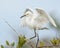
26 13 29 15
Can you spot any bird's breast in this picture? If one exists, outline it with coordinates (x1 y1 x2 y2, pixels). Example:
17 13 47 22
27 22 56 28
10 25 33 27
25 16 41 29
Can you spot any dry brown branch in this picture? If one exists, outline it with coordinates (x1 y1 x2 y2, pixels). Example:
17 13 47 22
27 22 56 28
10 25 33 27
38 45 59 48
27 41 34 48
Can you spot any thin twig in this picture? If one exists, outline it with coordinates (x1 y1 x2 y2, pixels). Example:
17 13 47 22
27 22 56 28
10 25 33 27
38 45 59 48
27 41 34 48
2 18 19 37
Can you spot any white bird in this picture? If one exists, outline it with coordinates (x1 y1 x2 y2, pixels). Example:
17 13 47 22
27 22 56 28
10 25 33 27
20 8 57 48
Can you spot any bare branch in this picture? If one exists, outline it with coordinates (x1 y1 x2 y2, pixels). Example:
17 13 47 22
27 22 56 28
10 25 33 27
38 45 59 48
2 18 19 37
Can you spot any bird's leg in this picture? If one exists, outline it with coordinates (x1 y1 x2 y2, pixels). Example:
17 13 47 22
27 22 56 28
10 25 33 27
29 29 39 48
30 29 36 39
36 33 39 48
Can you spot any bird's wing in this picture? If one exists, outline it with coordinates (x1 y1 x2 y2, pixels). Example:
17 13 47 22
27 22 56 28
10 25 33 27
36 8 57 27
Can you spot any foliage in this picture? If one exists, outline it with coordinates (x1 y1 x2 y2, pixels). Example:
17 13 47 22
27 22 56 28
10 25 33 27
6 40 9 46
0 45 4 48
5 40 15 48
1 37 60 48
16 35 27 48
50 38 60 45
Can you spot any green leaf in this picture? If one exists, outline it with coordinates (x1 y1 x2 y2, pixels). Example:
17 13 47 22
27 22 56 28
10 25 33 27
11 42 15 46
1 45 4 48
6 40 9 46
50 38 59 45
17 35 27 48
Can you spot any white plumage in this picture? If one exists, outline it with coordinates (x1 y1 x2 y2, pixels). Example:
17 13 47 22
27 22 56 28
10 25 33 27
20 8 57 30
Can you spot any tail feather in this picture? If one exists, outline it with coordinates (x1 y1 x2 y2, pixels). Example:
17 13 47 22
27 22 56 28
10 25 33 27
48 15 57 27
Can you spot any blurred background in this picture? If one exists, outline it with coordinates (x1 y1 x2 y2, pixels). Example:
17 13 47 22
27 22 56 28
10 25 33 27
0 0 60 46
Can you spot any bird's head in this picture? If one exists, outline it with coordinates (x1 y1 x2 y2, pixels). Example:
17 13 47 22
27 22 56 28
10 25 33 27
20 8 33 18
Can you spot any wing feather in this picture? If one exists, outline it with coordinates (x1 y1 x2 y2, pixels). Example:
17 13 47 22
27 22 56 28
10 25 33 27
36 8 57 27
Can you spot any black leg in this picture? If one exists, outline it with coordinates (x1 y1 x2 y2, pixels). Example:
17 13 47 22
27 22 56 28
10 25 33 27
29 29 39 48
36 33 39 48
30 29 36 39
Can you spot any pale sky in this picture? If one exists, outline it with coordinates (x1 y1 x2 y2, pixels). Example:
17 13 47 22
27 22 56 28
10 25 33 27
0 0 60 45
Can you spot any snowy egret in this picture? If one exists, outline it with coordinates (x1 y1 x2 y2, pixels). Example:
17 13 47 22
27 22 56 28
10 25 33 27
20 8 57 48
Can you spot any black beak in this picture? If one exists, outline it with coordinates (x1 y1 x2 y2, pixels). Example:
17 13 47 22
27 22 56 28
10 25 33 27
20 15 26 18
